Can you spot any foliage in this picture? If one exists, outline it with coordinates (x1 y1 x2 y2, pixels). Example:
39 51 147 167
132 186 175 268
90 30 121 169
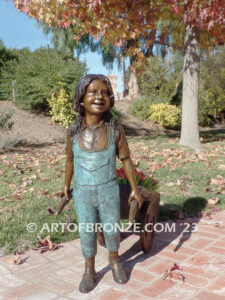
14 0 225 154
116 167 159 190
15 1 159 66
149 104 181 129
0 43 18 72
199 47 225 126
42 24 78 59
133 48 225 128
131 53 183 122
0 46 19 101
14 1 225 62
111 108 122 123
41 25 124 71
130 96 151 120
0 47 87 111
137 54 183 105
0 112 14 131
48 88 76 128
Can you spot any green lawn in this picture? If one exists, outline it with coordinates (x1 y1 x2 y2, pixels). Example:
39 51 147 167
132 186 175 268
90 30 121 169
127 130 225 219
0 130 224 255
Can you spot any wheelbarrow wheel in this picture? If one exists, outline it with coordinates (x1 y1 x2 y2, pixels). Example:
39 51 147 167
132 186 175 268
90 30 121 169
140 200 156 253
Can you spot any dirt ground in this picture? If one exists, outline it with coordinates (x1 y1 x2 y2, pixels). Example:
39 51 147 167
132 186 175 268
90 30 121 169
0 101 66 151
114 99 168 136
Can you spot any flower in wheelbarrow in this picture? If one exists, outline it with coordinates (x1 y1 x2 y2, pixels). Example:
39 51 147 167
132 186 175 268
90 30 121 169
149 178 158 186
117 167 127 179
140 172 146 181
120 167 127 179
116 167 159 190
136 171 159 190
116 167 128 184
116 169 121 177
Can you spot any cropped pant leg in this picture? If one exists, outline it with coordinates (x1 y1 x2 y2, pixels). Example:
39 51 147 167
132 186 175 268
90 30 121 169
73 187 98 258
73 182 120 257
98 183 120 252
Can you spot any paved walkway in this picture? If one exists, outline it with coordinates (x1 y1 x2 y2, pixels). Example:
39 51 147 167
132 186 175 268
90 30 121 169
0 211 225 300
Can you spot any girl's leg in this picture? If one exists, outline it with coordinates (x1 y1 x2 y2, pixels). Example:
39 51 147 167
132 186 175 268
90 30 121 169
109 251 128 284
98 183 128 284
73 188 98 258
73 187 98 292
98 184 120 252
79 256 97 293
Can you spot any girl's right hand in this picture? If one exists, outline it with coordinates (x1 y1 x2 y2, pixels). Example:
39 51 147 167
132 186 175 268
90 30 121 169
61 186 69 199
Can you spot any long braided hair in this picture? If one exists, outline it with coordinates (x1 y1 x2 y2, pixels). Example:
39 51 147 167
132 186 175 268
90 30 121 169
69 74 117 138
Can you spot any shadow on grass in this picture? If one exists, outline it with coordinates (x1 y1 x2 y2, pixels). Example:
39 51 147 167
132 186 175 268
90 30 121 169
164 128 225 142
96 196 207 284
0 139 65 154
200 128 225 143
158 197 207 221
121 122 177 137
163 128 225 142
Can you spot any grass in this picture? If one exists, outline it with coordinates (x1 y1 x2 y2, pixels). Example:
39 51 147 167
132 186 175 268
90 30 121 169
0 146 79 255
127 130 225 219
0 131 225 255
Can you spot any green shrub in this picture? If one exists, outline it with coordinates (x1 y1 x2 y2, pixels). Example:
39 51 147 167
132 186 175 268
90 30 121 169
130 96 151 120
199 47 225 125
130 53 183 122
0 46 19 100
199 88 225 126
111 108 122 123
148 103 181 129
0 48 87 111
136 54 183 105
48 89 76 128
0 112 14 131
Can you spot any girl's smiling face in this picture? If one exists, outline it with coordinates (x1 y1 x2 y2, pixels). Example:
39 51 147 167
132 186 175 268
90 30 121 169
83 79 111 115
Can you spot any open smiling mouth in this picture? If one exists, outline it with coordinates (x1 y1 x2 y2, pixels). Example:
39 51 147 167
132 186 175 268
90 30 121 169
93 102 105 106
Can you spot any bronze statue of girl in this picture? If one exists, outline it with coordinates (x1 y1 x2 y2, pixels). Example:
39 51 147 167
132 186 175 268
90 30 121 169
62 74 142 293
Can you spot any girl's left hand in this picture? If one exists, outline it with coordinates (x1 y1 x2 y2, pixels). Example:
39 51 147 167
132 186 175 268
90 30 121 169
128 189 143 210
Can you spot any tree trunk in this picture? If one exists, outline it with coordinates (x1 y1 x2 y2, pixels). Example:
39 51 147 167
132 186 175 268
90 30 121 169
123 56 126 92
180 24 201 153
128 67 140 100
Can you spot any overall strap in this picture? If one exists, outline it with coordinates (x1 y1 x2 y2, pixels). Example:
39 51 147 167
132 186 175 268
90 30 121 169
108 124 115 146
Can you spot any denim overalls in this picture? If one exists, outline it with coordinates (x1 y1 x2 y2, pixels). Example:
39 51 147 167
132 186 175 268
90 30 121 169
72 125 120 258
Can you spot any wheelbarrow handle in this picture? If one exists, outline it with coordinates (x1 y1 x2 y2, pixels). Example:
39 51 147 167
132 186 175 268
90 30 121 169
55 188 73 215
128 198 138 224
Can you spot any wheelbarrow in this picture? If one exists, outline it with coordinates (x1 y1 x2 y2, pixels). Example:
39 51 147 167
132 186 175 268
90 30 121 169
118 185 160 253
97 184 160 253
56 184 160 253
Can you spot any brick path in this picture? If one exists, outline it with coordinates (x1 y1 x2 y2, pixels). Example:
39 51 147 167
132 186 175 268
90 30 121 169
0 211 225 300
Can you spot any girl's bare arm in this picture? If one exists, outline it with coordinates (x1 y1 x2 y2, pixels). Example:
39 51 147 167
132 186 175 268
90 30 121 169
122 157 143 209
64 130 74 198
117 126 143 209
